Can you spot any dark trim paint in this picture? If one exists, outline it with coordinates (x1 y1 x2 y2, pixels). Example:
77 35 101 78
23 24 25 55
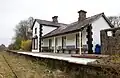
102 14 114 28
62 36 64 53
86 24 93 53
31 19 37 29
39 24 42 52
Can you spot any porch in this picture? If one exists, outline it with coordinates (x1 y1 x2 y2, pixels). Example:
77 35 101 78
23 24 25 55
41 27 89 54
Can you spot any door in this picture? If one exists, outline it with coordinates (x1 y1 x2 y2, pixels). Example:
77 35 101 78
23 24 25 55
49 39 52 49
62 36 66 49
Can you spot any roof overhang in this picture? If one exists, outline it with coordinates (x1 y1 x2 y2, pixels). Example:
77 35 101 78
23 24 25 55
102 14 114 28
42 24 89 39
31 19 60 29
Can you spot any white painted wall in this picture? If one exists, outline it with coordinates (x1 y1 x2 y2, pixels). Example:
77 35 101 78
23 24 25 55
32 16 111 53
42 39 49 47
32 23 57 52
57 36 62 47
42 32 87 49
51 37 54 47
42 37 55 47
82 27 87 46
66 33 76 46
92 16 111 52
42 25 57 36
32 21 40 52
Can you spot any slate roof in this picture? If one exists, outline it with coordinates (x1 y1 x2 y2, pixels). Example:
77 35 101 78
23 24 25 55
42 13 113 38
31 19 67 29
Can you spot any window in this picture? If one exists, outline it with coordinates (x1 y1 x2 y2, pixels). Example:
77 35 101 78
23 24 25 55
76 33 82 48
76 34 79 48
55 38 58 46
49 39 52 49
32 38 38 50
35 28 37 34
62 36 66 48
35 38 38 49
107 31 112 36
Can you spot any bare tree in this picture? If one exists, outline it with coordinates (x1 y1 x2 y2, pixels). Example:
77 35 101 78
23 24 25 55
15 20 29 40
27 17 35 39
108 16 120 27
12 17 34 50
28 17 34 27
14 17 34 40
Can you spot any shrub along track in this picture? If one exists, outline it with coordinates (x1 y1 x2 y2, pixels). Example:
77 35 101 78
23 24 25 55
0 51 69 78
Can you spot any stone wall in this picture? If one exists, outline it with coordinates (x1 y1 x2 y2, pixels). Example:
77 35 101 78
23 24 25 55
101 27 120 55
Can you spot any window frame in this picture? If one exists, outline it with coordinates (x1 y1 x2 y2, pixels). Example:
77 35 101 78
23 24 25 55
32 38 38 50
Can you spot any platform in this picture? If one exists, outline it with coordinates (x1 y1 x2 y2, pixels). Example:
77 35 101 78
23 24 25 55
14 51 97 65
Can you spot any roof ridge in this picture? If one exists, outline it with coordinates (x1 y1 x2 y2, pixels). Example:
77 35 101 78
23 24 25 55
69 12 104 25
87 12 104 18
35 19 68 25
42 12 112 38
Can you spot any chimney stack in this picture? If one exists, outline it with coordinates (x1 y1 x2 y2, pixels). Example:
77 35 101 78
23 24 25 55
52 16 58 23
78 10 87 22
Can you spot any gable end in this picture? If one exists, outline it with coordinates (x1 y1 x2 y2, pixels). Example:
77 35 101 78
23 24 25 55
102 14 114 28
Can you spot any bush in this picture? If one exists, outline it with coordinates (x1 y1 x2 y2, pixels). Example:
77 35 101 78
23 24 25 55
12 37 22 50
21 40 32 51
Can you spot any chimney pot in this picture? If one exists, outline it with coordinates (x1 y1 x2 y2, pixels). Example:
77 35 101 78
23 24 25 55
78 10 87 22
52 16 58 23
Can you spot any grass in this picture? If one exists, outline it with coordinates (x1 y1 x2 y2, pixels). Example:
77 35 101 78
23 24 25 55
1 51 120 78
93 54 120 66
0 51 69 78
89 54 120 77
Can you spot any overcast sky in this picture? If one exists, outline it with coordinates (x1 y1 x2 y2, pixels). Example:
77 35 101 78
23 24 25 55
0 0 120 46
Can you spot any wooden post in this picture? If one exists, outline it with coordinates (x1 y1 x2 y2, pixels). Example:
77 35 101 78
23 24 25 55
54 37 56 53
79 31 82 55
